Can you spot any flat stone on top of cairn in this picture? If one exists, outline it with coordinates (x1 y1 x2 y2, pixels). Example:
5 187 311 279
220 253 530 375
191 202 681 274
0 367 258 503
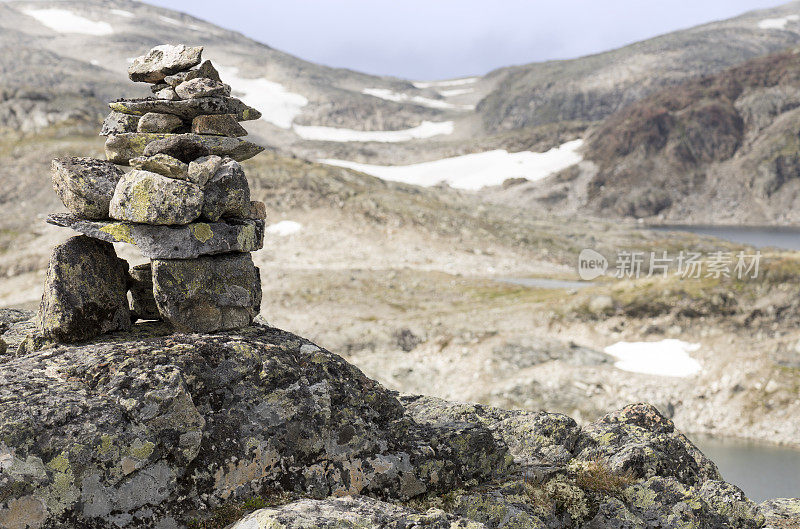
40 43 270 341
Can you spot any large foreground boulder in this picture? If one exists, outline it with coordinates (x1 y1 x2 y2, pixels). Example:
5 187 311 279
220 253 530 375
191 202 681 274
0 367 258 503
38 236 130 342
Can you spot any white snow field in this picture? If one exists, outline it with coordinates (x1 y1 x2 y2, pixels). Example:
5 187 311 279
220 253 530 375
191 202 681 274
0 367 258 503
158 16 182 26
110 9 134 18
266 221 303 236
216 66 308 129
293 121 454 143
23 9 114 35
439 88 474 97
758 14 799 29
413 77 479 89
604 339 702 377
321 139 583 190
362 88 473 110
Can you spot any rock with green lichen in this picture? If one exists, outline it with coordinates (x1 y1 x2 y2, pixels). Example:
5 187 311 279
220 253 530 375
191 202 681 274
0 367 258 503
192 113 248 137
130 153 189 180
229 497 486 529
108 96 261 121
109 169 203 225
142 135 210 163
136 112 184 133
187 155 223 186
152 253 261 332
760 498 800 529
46 213 265 259
38 235 130 342
105 132 264 165
128 44 203 83
129 263 160 321
201 158 251 221
51 157 125 219
100 111 139 136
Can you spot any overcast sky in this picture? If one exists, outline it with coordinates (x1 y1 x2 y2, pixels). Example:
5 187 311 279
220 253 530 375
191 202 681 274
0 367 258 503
145 0 789 80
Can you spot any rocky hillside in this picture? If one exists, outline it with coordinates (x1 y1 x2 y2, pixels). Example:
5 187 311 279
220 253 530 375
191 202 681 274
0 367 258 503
1 312 796 528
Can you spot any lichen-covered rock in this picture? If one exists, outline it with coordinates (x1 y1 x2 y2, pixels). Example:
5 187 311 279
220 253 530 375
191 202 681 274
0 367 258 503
109 170 203 225
0 325 512 528
136 112 183 133
760 498 800 529
129 154 189 180
246 200 267 220
128 44 203 83
142 136 210 163
129 263 160 321
38 236 130 342
187 155 222 187
175 77 227 99
105 133 264 165
51 157 125 219
47 213 265 259
574 403 721 487
230 497 486 529
192 113 248 136
109 96 261 121
201 158 251 221
100 111 139 136
152 253 261 332
165 60 222 86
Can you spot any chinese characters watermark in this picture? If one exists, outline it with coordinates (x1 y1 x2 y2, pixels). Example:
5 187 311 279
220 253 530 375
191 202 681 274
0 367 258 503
578 249 761 280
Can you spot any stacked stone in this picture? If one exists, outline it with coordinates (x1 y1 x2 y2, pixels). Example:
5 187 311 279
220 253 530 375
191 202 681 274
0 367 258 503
40 44 267 341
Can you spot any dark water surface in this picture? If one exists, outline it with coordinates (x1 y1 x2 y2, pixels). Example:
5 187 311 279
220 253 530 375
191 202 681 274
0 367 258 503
650 225 800 251
691 434 800 502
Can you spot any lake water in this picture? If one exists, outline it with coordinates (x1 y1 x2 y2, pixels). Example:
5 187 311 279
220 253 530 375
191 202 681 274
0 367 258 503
649 225 800 251
497 277 592 289
691 435 800 502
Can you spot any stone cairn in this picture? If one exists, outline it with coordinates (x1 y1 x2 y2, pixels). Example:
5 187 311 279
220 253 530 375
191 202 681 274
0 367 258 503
39 44 268 342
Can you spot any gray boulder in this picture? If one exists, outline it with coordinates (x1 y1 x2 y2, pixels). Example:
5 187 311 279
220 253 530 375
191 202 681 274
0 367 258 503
129 263 160 321
164 59 222 85
51 157 125 219
187 155 222 187
142 135 209 163
201 158 251 221
100 111 139 136
38 236 130 342
106 133 264 165
109 170 203 225
175 77 227 99
152 253 261 332
128 44 203 83
47 213 265 259
192 113 248 136
136 112 183 133
129 154 189 180
109 97 261 121
155 86 179 100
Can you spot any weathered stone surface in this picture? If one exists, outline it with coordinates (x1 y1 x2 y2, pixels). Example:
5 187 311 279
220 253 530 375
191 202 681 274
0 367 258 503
128 44 203 83
150 82 169 93
152 253 261 332
760 498 800 529
136 112 183 133
38 236 130 342
142 135 209 163
246 200 267 220
47 213 265 259
129 263 160 321
100 111 139 136
187 155 222 187
51 157 125 219
109 170 203 225
192 113 248 136
230 497 484 529
201 158 251 221
106 133 265 165
129 154 189 180
109 96 261 121
155 86 179 100
164 60 222 86
175 77 227 99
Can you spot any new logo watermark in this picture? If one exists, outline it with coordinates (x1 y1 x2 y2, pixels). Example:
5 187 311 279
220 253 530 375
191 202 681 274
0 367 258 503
577 249 761 280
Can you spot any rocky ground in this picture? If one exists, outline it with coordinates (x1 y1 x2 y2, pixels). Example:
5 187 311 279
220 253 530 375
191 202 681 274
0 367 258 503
1 317 798 528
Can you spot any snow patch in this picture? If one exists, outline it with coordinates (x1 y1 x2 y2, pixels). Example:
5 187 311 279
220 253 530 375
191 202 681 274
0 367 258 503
216 65 308 129
110 9 134 18
23 8 113 35
362 88 473 110
294 121 454 143
321 139 583 189
439 88 474 97
266 221 303 236
604 339 702 378
413 77 478 88
758 14 799 29
158 15 182 26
